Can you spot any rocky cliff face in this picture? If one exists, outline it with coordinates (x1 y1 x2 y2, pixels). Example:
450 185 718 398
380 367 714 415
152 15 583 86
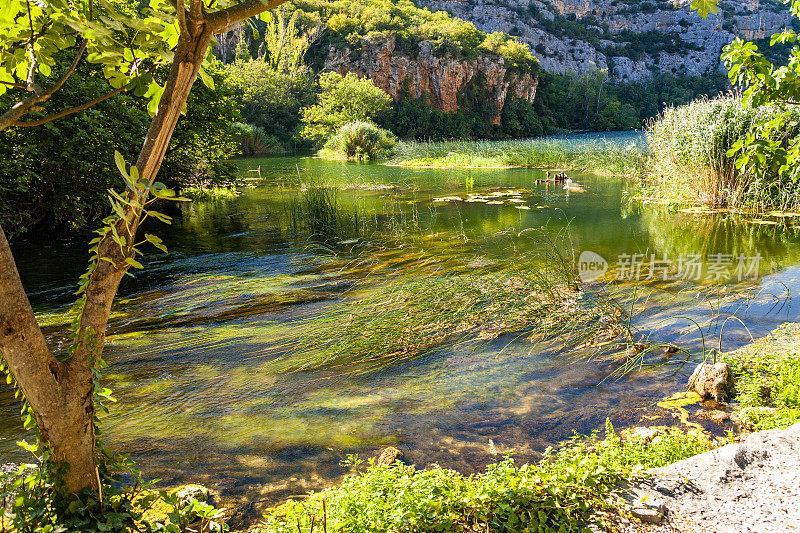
417 0 793 81
323 35 539 123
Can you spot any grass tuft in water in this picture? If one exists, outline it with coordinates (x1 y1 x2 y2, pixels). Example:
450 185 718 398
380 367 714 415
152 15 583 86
284 182 419 244
388 137 648 176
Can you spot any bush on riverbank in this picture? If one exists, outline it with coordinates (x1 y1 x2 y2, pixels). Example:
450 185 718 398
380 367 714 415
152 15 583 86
232 122 284 155
726 351 800 431
644 95 800 210
320 121 397 161
300 73 393 148
387 136 648 176
258 422 714 533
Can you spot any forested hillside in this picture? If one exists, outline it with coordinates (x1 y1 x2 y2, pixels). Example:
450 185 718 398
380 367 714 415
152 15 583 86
419 0 793 81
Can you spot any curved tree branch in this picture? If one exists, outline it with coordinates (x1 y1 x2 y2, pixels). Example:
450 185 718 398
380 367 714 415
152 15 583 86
207 0 288 33
0 39 87 131
13 84 126 128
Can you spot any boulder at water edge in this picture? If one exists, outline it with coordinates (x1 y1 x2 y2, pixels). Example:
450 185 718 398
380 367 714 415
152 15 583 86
688 362 735 402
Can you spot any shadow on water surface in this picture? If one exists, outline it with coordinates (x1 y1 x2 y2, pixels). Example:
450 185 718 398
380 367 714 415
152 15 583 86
4 144 800 507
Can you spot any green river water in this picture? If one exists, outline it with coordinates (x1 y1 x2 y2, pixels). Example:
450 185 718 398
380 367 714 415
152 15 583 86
4 133 800 505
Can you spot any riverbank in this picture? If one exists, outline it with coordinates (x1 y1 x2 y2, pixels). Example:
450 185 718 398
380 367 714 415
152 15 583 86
243 322 800 533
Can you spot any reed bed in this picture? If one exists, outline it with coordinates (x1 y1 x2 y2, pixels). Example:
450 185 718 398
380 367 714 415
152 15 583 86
643 95 800 211
284 183 420 243
387 136 648 176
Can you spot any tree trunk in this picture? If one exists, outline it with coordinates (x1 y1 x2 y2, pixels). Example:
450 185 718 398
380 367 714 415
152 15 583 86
0 0 286 496
0 224 97 493
0 24 214 496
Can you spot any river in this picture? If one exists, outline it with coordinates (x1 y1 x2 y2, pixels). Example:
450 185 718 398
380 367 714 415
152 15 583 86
4 132 800 504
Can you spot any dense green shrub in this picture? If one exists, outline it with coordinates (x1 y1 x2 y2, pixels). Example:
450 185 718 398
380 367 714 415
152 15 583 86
232 122 284 155
223 59 314 151
321 121 397 160
533 70 729 133
0 456 228 533
300 72 392 146
726 351 800 431
0 58 238 237
258 421 714 533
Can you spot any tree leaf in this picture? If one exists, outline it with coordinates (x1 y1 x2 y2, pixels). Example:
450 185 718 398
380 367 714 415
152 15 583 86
114 150 129 179
690 0 718 18
124 257 143 269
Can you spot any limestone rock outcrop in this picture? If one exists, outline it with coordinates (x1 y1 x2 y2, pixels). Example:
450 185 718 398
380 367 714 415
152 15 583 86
628 422 800 531
418 0 793 82
323 35 538 124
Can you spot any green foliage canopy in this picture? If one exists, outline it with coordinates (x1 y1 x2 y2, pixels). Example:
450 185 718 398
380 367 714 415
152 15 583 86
300 71 391 146
0 59 239 236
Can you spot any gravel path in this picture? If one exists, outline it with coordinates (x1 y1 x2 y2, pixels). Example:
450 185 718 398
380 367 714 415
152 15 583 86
630 422 800 532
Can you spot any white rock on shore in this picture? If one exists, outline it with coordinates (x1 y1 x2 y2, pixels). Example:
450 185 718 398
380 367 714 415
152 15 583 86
630 422 800 532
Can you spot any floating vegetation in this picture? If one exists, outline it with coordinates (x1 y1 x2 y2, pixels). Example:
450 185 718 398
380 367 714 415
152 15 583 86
432 189 531 209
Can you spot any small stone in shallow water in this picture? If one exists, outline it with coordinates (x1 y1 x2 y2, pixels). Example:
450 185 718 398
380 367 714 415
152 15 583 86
377 446 405 467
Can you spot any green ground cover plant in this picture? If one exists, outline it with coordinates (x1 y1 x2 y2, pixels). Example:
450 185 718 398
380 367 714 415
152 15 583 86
725 351 800 430
256 420 715 533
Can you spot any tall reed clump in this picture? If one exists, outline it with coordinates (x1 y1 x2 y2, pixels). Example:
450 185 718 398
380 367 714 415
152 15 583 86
320 121 397 161
388 137 648 176
287 184 362 241
644 95 800 211
284 182 420 243
232 121 284 155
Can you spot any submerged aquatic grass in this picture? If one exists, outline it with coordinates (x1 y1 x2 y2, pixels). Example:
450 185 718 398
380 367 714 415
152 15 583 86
388 136 648 176
271 231 632 375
